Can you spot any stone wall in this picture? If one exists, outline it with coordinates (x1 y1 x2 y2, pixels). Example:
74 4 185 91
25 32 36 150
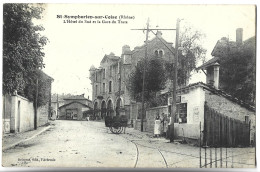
131 102 142 128
205 90 256 143
37 104 49 127
145 106 168 133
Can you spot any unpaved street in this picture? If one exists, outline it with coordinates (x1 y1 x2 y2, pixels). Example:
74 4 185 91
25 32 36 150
3 120 137 167
2 120 255 168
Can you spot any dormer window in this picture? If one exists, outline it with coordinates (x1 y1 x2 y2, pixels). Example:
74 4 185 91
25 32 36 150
155 49 164 58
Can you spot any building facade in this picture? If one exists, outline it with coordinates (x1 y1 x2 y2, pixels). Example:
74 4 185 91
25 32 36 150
89 31 175 121
58 94 92 120
135 28 256 146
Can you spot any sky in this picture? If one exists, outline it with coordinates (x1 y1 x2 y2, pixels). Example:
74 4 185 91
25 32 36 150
32 4 256 99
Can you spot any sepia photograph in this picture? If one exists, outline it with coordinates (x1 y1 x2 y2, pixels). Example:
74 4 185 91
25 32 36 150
1 2 257 170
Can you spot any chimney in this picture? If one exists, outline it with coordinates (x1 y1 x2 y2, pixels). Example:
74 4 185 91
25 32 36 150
213 62 220 89
156 31 162 38
122 45 130 54
236 28 243 45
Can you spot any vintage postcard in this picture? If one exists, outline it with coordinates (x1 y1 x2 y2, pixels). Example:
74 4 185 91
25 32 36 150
1 3 256 169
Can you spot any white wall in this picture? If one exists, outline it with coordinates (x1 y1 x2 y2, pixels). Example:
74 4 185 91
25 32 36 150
174 86 205 139
10 95 34 133
178 86 205 125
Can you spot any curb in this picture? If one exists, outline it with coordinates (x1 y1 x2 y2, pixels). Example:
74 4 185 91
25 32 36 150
2 125 51 151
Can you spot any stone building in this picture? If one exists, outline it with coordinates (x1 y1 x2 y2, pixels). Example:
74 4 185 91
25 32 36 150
58 94 92 120
138 28 256 146
89 31 175 121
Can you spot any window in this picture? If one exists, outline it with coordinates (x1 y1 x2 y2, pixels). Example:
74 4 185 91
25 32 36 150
109 66 112 76
103 69 105 79
95 72 97 81
155 50 159 57
155 49 164 58
118 62 120 73
245 116 249 124
176 103 187 123
102 83 105 94
95 85 98 95
159 50 163 57
109 81 112 93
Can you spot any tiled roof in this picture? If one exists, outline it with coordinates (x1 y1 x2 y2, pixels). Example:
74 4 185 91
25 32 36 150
175 82 255 112
196 56 219 70
58 101 92 109
197 36 253 70
100 53 120 64
38 70 54 81
63 94 90 101
132 33 174 54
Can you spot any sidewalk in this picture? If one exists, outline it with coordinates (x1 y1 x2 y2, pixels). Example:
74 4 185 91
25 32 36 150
2 122 52 151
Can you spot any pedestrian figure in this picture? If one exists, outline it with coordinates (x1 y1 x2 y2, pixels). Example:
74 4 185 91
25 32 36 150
154 113 161 137
166 113 172 139
161 113 167 137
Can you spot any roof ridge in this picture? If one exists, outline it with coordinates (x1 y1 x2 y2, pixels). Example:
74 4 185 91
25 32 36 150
175 82 255 112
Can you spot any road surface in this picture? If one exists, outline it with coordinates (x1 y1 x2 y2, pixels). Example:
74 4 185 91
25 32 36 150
2 120 256 168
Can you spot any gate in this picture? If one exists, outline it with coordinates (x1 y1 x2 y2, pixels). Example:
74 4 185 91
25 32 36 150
199 103 251 168
204 103 250 147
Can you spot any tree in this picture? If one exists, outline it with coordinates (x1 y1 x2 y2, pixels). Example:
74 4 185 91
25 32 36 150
177 21 207 85
219 38 256 105
3 4 47 94
127 22 206 107
164 22 207 86
3 4 49 106
127 57 167 104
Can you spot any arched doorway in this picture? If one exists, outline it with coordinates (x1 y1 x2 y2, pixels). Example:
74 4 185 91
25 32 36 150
107 99 114 117
116 98 122 116
101 101 106 119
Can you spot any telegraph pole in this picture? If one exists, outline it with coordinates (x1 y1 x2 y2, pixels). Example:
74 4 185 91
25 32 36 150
141 18 149 132
118 60 121 116
132 19 179 133
131 18 150 132
169 18 180 142
57 94 59 119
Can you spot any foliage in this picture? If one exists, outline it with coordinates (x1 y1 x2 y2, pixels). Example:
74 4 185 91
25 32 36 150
178 21 207 84
164 21 207 86
219 39 256 105
127 22 206 105
3 4 50 106
127 57 168 102
23 70 52 107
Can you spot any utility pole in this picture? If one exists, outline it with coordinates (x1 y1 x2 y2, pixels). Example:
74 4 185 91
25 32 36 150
169 18 180 142
34 78 38 130
131 18 150 132
118 60 121 116
131 19 179 131
141 18 149 131
57 94 59 119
